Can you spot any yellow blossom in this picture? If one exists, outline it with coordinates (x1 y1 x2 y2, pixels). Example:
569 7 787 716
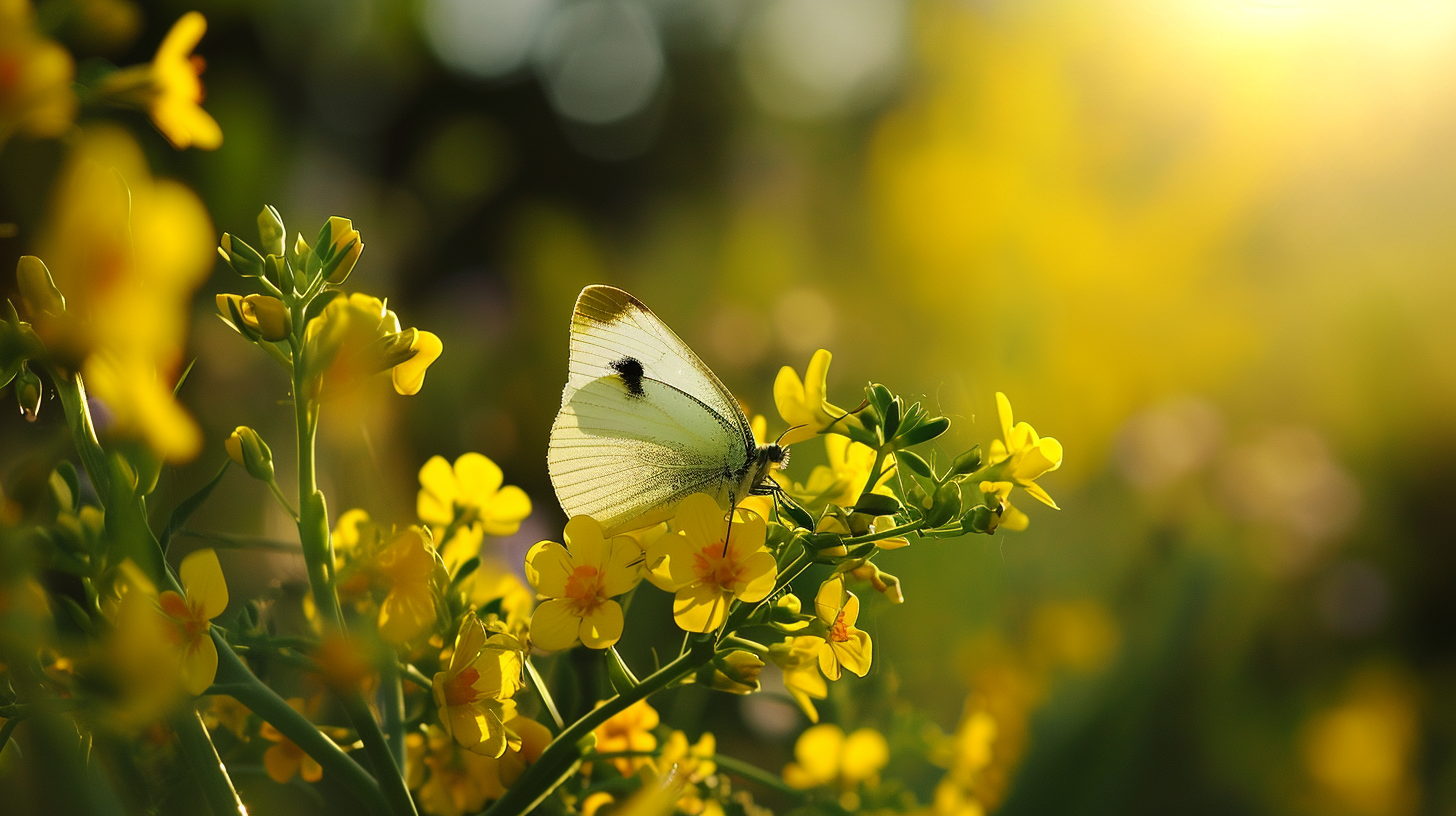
157 548 228 696
774 349 861 446
789 433 893 509
432 616 524 757
0 0 76 145
646 493 777 633
977 481 1028 533
987 392 1062 509
409 718 548 816
394 329 444 395
202 695 251 739
35 127 213 461
100 561 187 729
782 724 890 791
260 698 323 784
418 452 532 538
97 12 220 149
374 526 444 645
303 292 442 398
770 636 829 723
463 557 534 631
813 575 872 680
652 729 716 783
525 516 641 651
592 700 659 774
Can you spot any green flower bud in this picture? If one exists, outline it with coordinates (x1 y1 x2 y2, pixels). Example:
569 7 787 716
216 294 261 341
962 505 995 535
257 205 286 257
241 295 292 342
17 256 65 316
226 426 275 482
950 446 982 476
220 234 266 278
924 481 962 528
704 650 764 694
320 216 363 285
15 364 41 422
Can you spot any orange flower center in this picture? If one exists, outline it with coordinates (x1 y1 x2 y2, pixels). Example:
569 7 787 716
159 590 209 647
692 542 745 589
829 610 851 643
444 667 480 707
564 565 607 615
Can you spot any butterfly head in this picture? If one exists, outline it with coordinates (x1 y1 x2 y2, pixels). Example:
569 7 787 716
761 443 789 470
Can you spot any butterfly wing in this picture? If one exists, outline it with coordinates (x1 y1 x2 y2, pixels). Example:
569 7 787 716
549 285 756 531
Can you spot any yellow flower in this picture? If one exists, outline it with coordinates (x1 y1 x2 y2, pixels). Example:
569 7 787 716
413 724 503 816
0 0 76 145
782 724 890 791
592 700 659 774
303 292 442 398
774 349 861 446
463 557 534 631
813 575 872 680
322 216 364 284
261 698 324 784
202 694 251 738
374 526 444 645
418 452 532 537
99 561 187 729
788 434 893 508
525 516 641 651
987 392 1062 509
977 481 1028 533
770 636 829 723
157 548 228 696
646 493 777 633
432 615 524 757
98 12 221 150
652 729 716 783
35 126 213 461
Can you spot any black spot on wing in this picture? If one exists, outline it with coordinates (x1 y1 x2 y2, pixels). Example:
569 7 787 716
610 357 646 397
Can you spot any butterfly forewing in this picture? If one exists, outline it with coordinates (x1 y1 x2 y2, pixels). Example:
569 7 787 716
549 286 757 531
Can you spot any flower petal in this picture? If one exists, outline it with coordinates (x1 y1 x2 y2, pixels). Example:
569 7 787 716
726 512 767 564
733 551 778 604
1018 480 1059 509
529 599 581 652
564 515 609 569
644 534 695 591
416 455 457 524
454 453 504 505
673 583 729 633
525 540 573 597
601 537 643 598
842 728 889 783
579 600 623 649
832 629 872 677
996 392 1014 445
814 575 846 625
392 329 443 396
793 723 844 786
181 632 218 695
481 486 531 536
180 548 228 620
672 493 725 551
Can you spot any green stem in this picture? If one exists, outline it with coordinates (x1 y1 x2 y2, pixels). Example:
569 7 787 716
843 520 923 547
290 352 417 816
49 370 110 502
400 662 434 692
268 479 300 520
211 635 390 816
479 650 705 816
173 709 246 816
711 754 809 801
525 656 565 731
381 658 405 770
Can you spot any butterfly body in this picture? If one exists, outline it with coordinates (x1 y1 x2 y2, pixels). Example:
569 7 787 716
548 285 785 532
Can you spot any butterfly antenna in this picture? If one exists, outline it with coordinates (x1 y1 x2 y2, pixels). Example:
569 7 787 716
775 425 805 446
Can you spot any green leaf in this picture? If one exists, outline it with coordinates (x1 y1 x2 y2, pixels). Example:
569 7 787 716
883 397 902 440
898 416 951 446
607 646 639 694
950 446 982 476
159 460 232 553
775 492 815 531
55 595 96 635
853 492 902 517
895 449 934 479
50 462 79 513
925 481 962 528
173 358 197 396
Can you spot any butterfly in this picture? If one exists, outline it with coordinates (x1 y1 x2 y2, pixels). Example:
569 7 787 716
548 285 787 533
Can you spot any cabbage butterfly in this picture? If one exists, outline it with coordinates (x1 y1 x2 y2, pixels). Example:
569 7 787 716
548 285 787 532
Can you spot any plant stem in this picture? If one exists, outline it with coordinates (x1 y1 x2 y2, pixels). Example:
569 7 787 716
212 633 391 816
173 709 247 816
479 650 705 816
268 479 299 519
711 754 809 801
381 658 405 770
843 520 924 547
525 656 564 731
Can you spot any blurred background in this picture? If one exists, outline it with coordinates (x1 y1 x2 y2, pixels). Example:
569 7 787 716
4 0 1456 813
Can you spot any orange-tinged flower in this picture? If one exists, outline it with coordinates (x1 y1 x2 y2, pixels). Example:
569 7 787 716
525 516 641 651
813 575 871 681
592 700 659 774
987 392 1062 509
261 698 324 784
647 493 777 633
432 616 524 757
0 0 77 145
157 548 228 695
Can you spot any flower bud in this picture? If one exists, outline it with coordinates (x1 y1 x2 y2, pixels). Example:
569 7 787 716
17 256 65 316
321 216 363 285
15 365 41 422
924 481 962 528
226 426 275 482
241 295 292 342
770 593 810 632
950 446 982 476
705 650 764 694
220 234 265 278
257 205 286 257
216 294 261 341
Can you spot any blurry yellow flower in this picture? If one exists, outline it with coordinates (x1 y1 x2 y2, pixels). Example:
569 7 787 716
525 516 641 651
592 700 659 775
813 575 872 680
0 0 76 144
304 292 442 398
97 12 220 150
462 557 534 630
770 636 829 723
1301 668 1418 816
783 724 889 791
260 698 323 784
99 561 187 729
36 127 213 461
157 548 228 696
375 526 443 645
987 392 1062 509
418 452 532 537
414 724 504 816
432 615 524 757
203 695 251 738
495 716 552 788
774 349 861 446
977 481 1028 533
653 729 716 783
647 493 777 633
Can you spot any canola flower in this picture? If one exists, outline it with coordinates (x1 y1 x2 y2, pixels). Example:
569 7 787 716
418 452 532 546
432 615 525 757
261 698 326 784
96 12 221 149
812 574 872 681
774 349 862 446
770 636 831 723
157 548 228 695
373 526 445 645
987 392 1063 509
525 515 641 651
592 699 659 775
301 292 443 398
783 723 890 794
0 0 76 145
647 493 777 633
